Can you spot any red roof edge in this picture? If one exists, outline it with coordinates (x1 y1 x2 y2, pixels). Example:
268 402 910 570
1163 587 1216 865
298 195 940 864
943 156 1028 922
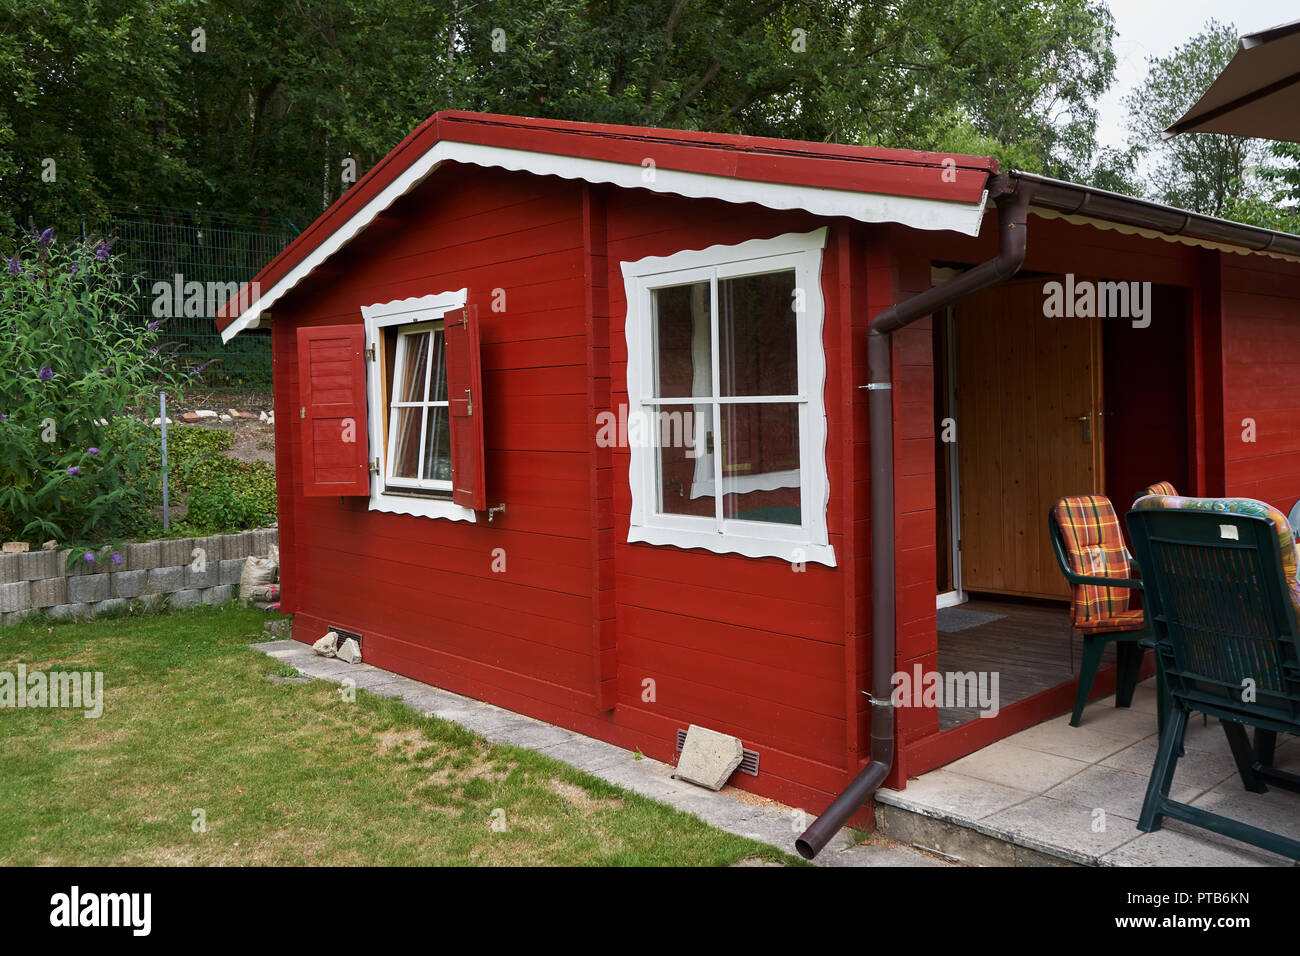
216 111 998 331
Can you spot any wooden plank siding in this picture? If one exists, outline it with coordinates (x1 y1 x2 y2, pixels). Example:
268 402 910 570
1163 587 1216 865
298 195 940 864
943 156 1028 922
602 188 862 810
1219 253 1300 511
263 156 1300 817
267 163 870 816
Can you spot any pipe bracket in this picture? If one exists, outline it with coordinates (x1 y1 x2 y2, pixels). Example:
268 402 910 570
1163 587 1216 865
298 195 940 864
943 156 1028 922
860 382 892 390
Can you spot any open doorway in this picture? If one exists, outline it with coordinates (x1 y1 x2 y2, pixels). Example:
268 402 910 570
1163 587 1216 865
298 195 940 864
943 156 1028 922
933 275 1190 729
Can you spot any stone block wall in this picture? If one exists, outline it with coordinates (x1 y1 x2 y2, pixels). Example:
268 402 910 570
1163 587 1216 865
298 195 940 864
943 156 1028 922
0 528 278 625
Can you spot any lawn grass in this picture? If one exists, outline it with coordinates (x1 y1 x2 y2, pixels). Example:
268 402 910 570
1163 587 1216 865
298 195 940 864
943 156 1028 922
0 605 800 866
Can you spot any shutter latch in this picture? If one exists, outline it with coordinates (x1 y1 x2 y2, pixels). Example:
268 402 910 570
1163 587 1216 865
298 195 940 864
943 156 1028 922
300 406 306 419
464 387 472 415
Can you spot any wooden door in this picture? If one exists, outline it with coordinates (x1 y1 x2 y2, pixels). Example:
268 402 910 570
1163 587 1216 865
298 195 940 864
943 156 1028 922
954 280 1104 600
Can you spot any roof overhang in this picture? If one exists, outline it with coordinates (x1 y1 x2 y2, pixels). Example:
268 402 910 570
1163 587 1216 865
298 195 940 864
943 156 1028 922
1014 171 1300 263
218 112 996 341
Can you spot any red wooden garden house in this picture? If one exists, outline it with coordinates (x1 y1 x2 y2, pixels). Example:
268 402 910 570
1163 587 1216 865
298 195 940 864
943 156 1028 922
216 111 1300 837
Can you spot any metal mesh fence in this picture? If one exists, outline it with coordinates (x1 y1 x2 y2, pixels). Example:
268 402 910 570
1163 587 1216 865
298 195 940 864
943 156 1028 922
93 204 297 395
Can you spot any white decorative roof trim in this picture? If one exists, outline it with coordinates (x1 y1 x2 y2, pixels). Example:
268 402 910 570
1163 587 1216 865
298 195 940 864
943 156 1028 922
222 142 987 340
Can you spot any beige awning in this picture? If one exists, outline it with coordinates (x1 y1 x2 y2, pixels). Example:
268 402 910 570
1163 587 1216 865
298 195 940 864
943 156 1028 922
1165 19 1300 142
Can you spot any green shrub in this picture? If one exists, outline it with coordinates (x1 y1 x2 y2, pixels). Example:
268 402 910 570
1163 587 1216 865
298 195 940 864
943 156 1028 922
0 228 190 553
177 459 276 535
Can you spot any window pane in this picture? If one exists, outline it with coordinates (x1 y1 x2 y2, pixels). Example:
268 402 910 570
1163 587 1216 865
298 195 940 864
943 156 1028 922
719 270 798 397
653 282 712 398
653 404 715 518
423 405 452 483
721 402 801 525
429 329 447 403
390 407 422 480
398 331 431 402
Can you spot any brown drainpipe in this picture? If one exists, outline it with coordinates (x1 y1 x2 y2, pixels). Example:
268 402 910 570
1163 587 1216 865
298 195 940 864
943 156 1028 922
795 173 1034 860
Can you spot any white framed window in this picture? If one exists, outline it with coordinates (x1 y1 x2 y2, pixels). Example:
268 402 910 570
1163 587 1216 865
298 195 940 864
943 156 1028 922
621 228 835 566
361 289 475 522
386 321 452 492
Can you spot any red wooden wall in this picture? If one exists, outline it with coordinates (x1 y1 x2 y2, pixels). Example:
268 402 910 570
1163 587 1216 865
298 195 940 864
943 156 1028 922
1218 254 1300 511
268 162 874 816
266 159 1300 817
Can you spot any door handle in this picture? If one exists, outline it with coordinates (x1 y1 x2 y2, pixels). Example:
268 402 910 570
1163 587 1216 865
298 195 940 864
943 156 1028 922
1065 413 1091 442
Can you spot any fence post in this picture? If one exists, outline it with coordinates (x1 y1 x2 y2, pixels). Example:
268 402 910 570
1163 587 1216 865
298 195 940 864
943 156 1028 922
160 392 170 531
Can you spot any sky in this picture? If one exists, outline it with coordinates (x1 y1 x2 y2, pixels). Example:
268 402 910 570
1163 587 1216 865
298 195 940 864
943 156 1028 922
1095 0 1292 149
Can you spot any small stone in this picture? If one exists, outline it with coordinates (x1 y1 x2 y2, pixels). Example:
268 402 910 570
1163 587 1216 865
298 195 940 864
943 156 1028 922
258 411 269 422
313 630 339 657
195 409 217 419
219 414 232 422
41 540 57 551
673 724 744 791
337 637 362 664
2 541 29 554
151 417 173 426
181 411 200 423
227 408 240 418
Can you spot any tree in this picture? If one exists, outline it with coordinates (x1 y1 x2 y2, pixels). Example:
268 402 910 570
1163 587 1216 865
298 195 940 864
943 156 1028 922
1 0 1118 236
1124 20 1270 219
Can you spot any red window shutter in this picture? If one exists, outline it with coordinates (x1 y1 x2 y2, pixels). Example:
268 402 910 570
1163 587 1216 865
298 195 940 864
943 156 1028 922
445 304 487 510
296 324 369 497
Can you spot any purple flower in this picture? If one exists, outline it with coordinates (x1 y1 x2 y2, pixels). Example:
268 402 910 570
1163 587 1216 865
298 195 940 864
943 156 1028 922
69 263 79 275
67 466 81 476
37 227 54 247
38 366 53 382
94 241 113 262
5 256 19 275
82 551 94 565
87 447 99 456
147 319 162 331
111 552 122 566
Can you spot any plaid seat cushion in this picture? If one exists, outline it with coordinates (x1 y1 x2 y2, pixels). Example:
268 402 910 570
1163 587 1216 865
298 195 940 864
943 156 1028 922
1078 608 1145 634
1053 495 1140 633
1131 494 1300 623
1140 481 1178 499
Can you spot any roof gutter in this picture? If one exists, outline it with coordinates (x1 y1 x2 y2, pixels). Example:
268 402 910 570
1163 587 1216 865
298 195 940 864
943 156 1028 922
1015 171 1300 257
795 173 1033 860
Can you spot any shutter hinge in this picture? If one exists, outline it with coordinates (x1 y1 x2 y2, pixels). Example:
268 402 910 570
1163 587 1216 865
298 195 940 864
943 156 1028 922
366 344 376 361
370 457 381 475
465 387 472 416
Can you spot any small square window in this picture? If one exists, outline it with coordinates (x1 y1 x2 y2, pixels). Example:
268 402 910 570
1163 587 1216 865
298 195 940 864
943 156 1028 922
386 322 452 491
360 289 477 523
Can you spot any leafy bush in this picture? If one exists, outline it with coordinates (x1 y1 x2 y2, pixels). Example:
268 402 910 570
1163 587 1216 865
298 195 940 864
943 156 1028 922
129 420 277 536
0 228 188 550
177 459 277 536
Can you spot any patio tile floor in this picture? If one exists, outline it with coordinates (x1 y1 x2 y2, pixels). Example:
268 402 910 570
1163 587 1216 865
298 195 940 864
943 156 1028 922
877 678 1300 866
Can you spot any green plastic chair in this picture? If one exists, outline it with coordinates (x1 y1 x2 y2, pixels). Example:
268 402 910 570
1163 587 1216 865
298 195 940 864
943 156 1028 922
1126 495 1300 860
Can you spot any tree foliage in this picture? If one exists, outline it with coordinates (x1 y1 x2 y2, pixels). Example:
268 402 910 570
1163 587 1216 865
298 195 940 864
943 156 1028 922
1123 19 1297 227
1 0 1118 235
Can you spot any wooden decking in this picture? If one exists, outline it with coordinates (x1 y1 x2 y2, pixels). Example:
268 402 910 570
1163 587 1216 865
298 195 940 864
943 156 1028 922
936 596 1115 730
